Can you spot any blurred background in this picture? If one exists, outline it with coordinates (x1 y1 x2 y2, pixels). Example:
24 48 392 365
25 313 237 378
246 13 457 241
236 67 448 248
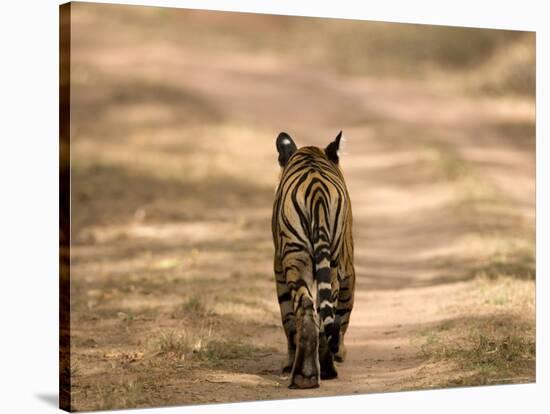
67 3 535 411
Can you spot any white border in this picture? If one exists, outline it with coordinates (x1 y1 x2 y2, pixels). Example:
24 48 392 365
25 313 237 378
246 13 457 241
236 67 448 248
0 0 546 413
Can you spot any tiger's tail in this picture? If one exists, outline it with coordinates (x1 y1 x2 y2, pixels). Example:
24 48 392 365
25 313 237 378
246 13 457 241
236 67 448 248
312 221 339 354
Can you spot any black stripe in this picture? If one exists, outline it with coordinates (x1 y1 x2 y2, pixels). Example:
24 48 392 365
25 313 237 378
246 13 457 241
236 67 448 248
278 292 292 304
314 251 331 263
318 288 332 302
291 171 313 241
319 306 333 319
316 267 331 282
335 308 350 316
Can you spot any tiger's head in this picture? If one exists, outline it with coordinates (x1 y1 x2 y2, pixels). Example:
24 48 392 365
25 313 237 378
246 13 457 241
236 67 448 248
275 131 344 169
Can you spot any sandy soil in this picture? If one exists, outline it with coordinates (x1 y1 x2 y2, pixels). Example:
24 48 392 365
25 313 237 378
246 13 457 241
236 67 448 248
66 5 535 411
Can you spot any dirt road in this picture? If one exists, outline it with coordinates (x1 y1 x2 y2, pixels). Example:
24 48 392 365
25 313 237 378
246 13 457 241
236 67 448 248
67 5 535 411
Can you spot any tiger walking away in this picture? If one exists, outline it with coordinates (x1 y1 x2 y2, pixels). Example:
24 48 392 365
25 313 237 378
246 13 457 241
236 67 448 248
272 131 356 389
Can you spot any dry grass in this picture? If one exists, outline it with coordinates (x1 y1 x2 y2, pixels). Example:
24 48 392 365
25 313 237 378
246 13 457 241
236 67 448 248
408 274 535 389
93 378 152 411
181 296 211 317
471 244 535 280
149 330 194 360
419 318 535 386
146 322 276 365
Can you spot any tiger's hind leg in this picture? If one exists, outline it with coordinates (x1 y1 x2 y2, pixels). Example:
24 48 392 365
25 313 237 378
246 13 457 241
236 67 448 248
319 330 338 380
318 266 339 380
284 253 320 389
334 268 355 363
289 293 320 389
274 256 296 373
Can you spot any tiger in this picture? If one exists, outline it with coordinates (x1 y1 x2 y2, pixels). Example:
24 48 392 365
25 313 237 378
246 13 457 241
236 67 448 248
272 131 355 389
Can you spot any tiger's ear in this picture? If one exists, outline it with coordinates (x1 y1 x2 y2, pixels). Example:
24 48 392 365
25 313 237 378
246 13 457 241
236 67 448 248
276 132 297 167
325 130 343 163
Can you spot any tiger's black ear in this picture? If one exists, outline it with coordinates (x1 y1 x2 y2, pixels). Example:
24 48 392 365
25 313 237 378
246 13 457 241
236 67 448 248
325 131 343 163
276 132 297 167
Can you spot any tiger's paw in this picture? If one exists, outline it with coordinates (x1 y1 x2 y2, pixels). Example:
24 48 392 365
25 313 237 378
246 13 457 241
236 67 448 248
320 344 338 380
320 364 338 380
289 349 320 389
288 373 320 389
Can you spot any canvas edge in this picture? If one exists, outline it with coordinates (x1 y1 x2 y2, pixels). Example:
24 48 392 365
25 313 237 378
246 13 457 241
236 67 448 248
59 1 72 412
